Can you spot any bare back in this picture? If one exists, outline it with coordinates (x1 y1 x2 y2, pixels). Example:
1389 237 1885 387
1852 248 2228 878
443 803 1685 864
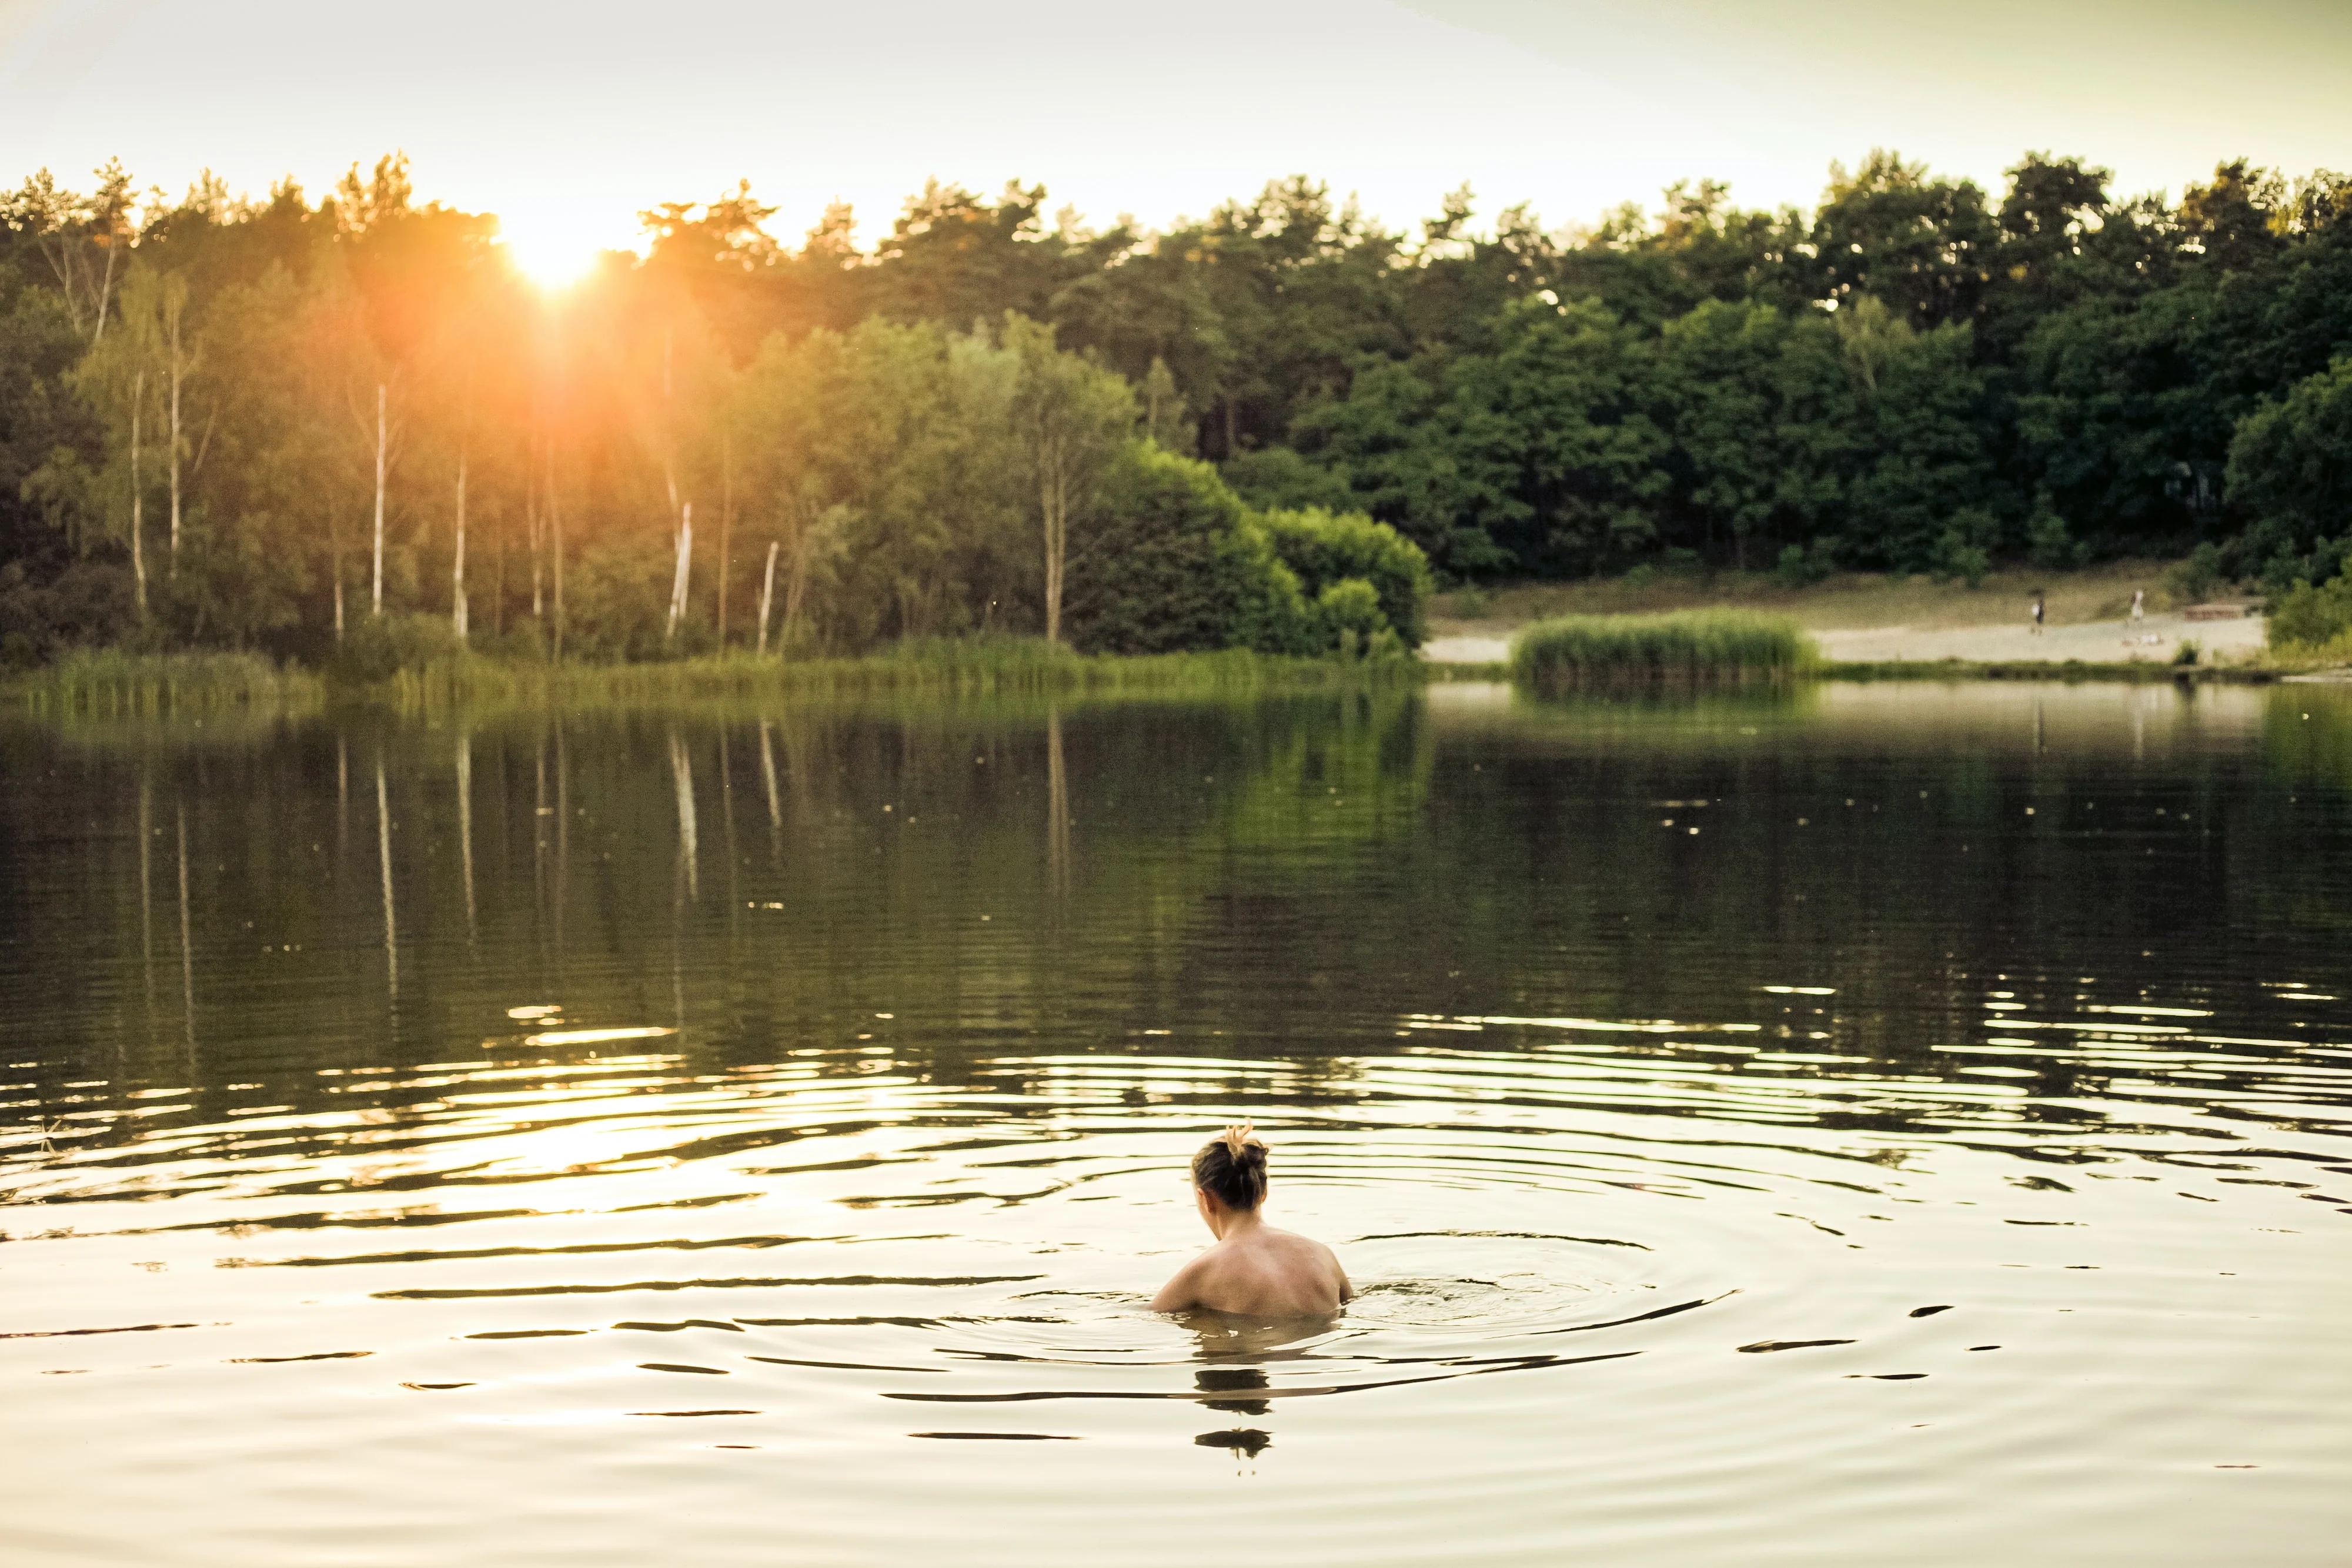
1151 1224 1350 1316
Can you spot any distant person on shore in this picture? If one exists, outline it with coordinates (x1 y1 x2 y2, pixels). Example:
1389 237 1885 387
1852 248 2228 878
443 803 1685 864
2031 591 2046 634
2131 589 2146 624
1152 1123 1351 1317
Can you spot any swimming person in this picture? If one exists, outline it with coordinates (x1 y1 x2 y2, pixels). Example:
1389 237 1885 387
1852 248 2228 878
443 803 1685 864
1151 1123 1351 1316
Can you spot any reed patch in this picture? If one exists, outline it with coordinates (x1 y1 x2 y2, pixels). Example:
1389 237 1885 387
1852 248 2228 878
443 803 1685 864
1509 611 1819 692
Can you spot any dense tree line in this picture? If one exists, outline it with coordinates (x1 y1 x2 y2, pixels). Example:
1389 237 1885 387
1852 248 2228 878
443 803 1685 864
2 148 2347 664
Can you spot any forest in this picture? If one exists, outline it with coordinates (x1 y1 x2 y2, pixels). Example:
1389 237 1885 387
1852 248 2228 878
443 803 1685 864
2 148 2348 666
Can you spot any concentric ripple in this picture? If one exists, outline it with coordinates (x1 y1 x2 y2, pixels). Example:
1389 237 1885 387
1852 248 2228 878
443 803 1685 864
5 685 2352 1566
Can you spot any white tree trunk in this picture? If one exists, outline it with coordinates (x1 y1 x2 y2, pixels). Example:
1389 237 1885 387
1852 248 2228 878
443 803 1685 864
756 540 779 656
129 370 147 618
167 336 182 573
370 383 386 617
548 442 564 660
92 242 118 347
717 433 733 648
1040 434 1068 644
666 503 693 640
452 449 469 638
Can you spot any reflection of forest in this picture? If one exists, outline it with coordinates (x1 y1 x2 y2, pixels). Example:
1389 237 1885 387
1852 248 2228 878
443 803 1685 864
5 681 2349 1158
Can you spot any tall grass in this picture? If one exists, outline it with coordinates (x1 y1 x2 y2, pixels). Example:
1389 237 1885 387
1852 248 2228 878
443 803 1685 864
385 638 1422 710
1510 610 1819 692
19 648 323 718
16 637 1422 718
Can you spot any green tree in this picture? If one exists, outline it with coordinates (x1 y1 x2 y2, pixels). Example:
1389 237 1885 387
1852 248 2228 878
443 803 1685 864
2227 358 2352 581
1005 315 1137 643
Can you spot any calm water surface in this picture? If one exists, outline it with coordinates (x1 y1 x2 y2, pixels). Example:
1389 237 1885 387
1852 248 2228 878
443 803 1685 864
4 681 2349 1566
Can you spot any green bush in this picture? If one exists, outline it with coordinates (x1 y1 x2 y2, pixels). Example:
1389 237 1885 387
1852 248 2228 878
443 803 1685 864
1254 506 1433 646
1066 443 1318 655
1774 539 1837 589
2267 575 2352 650
2026 495 2087 569
1315 577 1388 644
1510 609 1819 692
1930 506 1996 586
2162 543 2226 607
328 612 465 684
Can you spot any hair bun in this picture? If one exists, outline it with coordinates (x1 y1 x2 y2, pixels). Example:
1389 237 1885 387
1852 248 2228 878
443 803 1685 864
1192 1122 1270 1209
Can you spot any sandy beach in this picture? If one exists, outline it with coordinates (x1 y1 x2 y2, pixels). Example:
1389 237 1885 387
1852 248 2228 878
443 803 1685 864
1424 608 2266 667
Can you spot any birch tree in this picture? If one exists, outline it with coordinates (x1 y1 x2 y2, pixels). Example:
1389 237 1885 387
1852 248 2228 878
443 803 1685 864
1006 316 1136 643
8 162 136 346
68 272 167 618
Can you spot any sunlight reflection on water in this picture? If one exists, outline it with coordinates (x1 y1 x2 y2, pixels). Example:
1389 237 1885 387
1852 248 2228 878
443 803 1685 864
2 683 2349 1566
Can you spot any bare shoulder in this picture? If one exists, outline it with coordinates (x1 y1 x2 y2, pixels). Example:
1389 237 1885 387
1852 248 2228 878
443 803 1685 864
1269 1228 1352 1300
1149 1247 1222 1313
1311 1235 1352 1300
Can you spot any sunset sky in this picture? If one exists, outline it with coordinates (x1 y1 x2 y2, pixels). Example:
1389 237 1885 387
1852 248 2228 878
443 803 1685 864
4 0 2346 271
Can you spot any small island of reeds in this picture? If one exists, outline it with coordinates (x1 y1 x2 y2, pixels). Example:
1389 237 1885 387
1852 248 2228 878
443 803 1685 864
1509 610 1820 693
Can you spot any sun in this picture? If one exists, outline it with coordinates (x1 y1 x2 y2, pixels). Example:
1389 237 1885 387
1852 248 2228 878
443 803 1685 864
496 208 606 290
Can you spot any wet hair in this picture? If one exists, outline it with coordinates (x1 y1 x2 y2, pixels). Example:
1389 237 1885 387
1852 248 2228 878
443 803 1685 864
1191 1122 1269 1210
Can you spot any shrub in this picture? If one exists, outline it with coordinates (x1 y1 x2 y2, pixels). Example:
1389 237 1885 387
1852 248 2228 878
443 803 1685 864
2267 575 2352 650
1511 609 1818 692
1930 507 1997 586
1315 577 1388 647
1066 444 1318 655
328 612 465 684
1775 539 1837 589
2161 543 2226 607
2027 497 2087 569
1255 506 1433 646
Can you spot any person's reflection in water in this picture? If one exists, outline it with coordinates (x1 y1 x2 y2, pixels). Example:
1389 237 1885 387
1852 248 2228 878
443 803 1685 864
1151 1122 1351 1316
1178 1303 1341 1457
1177 1312 1344 1414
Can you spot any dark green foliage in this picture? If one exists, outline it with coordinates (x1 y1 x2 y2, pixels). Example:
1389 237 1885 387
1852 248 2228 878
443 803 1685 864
2228 359 2352 583
5 148 2351 666
1775 539 1838 588
1220 446 1357 514
1063 444 1314 656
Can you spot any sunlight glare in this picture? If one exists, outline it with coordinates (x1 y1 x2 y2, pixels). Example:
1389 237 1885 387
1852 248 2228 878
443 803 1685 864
496 208 607 289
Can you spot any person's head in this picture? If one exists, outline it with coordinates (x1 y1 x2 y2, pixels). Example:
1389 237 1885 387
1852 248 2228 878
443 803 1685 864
1190 1122 1268 1226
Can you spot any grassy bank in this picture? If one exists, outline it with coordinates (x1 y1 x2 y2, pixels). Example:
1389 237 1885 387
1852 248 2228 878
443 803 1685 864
12 638 1427 718
1510 610 1819 693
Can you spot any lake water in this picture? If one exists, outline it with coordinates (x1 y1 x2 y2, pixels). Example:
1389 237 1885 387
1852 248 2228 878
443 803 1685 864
4 680 2349 1566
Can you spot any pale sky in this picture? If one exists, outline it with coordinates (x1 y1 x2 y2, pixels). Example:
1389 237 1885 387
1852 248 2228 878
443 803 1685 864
3 0 2346 273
